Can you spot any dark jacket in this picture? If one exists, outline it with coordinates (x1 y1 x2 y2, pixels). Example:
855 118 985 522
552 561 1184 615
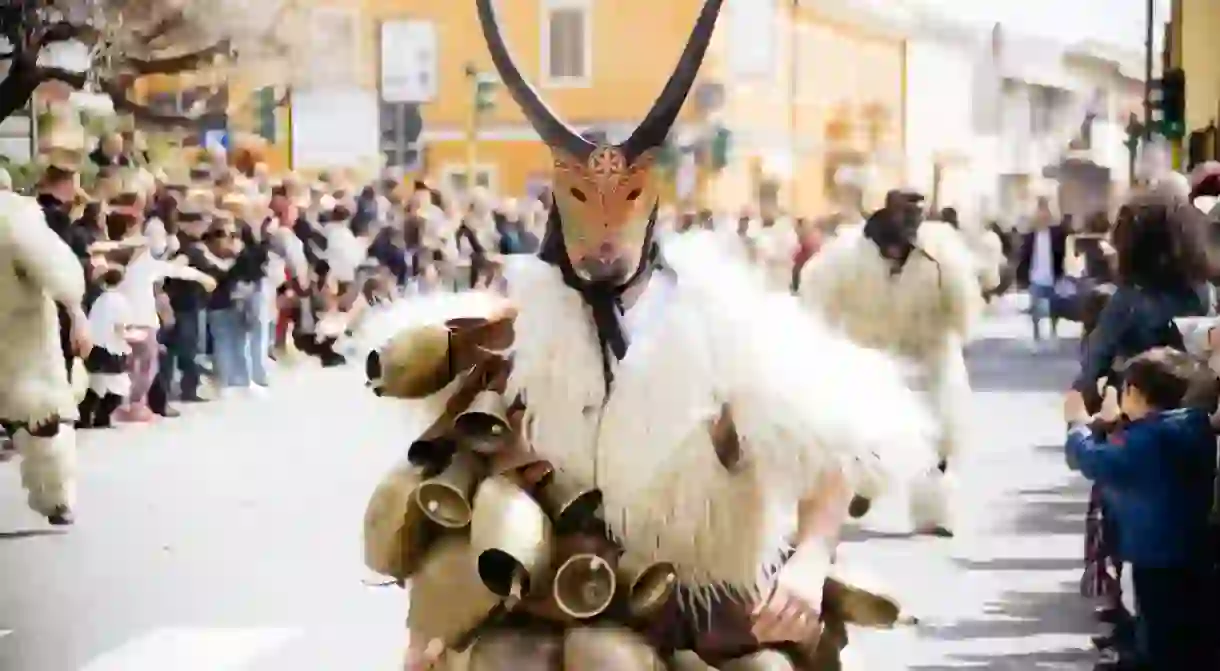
1015 225 1068 287
494 214 539 255
1073 284 1207 399
1066 408 1215 567
88 148 130 169
368 228 411 286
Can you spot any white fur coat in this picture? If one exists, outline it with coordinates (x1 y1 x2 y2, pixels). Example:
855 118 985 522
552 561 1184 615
798 221 981 461
363 232 937 604
799 221 982 362
0 192 85 425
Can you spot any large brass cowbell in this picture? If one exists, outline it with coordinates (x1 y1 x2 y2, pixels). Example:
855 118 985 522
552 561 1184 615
471 475 554 598
618 556 678 619
415 449 483 529
455 391 512 454
553 552 618 619
537 469 603 533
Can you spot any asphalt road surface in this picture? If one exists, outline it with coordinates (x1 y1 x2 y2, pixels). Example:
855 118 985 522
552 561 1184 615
0 306 1098 670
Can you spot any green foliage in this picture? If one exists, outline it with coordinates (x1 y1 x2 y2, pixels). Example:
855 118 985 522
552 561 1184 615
0 160 37 192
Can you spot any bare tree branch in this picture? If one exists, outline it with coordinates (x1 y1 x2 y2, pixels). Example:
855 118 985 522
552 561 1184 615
124 39 231 75
99 79 225 129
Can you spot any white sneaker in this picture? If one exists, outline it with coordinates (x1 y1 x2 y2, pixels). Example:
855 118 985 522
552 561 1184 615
246 384 268 397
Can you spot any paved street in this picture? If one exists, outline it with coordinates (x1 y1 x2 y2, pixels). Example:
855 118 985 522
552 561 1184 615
0 304 1099 670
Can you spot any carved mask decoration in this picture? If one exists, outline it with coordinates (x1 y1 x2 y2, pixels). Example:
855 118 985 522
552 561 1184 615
476 0 723 284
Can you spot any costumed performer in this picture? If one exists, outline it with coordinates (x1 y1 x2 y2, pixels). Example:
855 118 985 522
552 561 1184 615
359 1 937 669
799 190 984 537
0 189 86 524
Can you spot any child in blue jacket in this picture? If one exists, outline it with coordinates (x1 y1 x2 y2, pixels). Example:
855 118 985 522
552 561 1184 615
1064 347 1216 670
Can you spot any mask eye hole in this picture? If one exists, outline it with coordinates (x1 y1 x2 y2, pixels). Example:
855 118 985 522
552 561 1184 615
570 188 587 202
626 188 642 201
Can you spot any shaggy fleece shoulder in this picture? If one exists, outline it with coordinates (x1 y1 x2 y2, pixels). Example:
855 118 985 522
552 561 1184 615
796 224 866 319
1 191 84 306
660 231 938 492
916 221 985 339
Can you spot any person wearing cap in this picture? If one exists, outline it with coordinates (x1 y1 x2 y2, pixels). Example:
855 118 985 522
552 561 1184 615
799 188 984 538
0 186 87 525
163 190 217 402
35 123 94 383
89 133 131 170
108 170 216 422
197 205 276 394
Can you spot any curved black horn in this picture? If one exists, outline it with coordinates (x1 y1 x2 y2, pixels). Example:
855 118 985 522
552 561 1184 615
476 0 595 158
622 0 724 161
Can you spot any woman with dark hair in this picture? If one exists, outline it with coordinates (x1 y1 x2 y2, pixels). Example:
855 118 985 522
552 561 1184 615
1076 196 1212 402
1072 193 1212 669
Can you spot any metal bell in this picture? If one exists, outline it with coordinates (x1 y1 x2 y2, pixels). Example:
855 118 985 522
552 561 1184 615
537 469 603 534
718 650 798 670
377 324 453 399
407 436 457 472
847 495 872 519
823 574 909 628
552 551 617 619
563 627 668 669
455 390 511 454
471 475 554 598
617 556 678 618
415 449 484 529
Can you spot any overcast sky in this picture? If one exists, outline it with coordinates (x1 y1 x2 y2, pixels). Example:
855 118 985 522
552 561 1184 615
907 0 1170 50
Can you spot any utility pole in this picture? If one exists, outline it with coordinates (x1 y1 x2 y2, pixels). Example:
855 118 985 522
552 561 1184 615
1143 0 1154 140
464 63 497 193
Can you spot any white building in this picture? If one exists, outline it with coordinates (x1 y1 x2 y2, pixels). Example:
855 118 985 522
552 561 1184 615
900 11 1146 230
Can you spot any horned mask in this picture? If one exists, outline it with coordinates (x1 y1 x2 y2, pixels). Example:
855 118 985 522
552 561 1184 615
476 0 722 285
476 0 722 388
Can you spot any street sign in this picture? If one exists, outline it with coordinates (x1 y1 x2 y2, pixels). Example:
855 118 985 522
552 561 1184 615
204 130 228 151
380 20 438 103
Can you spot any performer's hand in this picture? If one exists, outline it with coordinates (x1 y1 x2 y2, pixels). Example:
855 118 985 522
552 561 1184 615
1063 390 1090 424
403 638 444 670
751 545 827 644
1208 326 1220 352
71 321 92 356
1098 386 1121 423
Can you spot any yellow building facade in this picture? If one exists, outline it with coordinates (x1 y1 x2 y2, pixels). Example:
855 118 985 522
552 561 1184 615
1170 0 1220 134
136 0 906 213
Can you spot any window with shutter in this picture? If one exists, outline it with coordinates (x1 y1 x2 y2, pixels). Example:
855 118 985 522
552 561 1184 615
543 0 591 86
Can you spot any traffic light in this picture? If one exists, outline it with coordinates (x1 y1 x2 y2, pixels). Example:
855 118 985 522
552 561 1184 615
473 74 497 113
655 134 679 174
1124 113 1144 152
708 125 731 171
254 86 276 143
1159 67 1186 140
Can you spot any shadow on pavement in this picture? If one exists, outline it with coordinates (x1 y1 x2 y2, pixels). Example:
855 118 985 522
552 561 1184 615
840 527 917 542
952 557 1083 573
1007 483 1091 537
910 647 1092 670
966 337 1081 393
0 529 68 540
910 584 1095 669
